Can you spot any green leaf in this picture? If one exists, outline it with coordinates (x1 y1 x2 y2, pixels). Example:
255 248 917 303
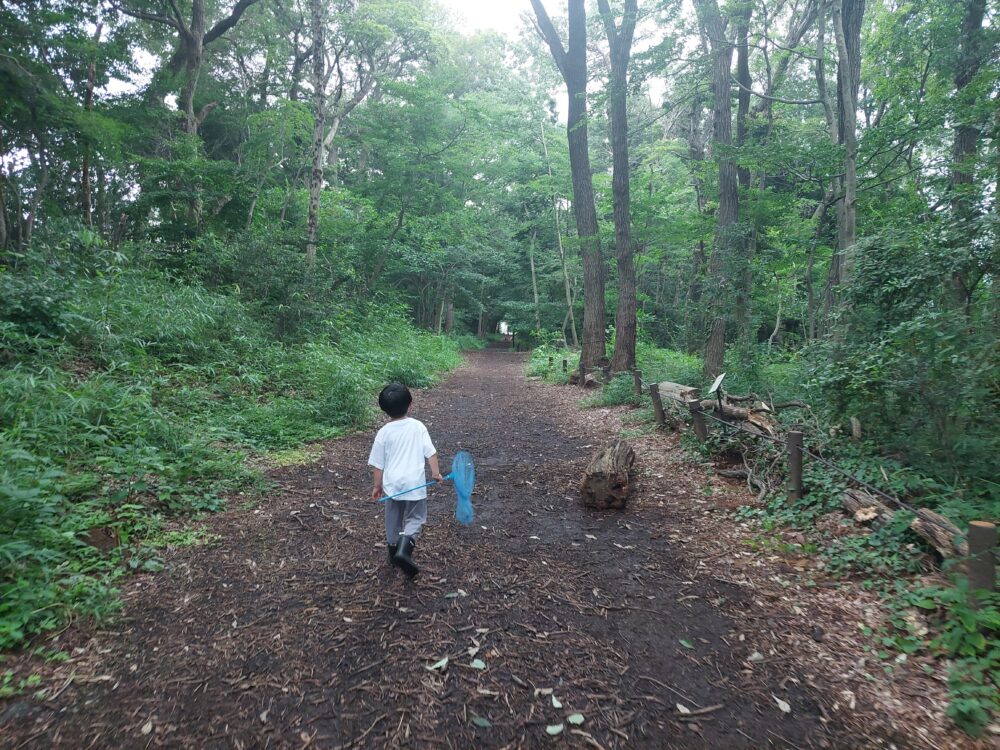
471 714 492 728
425 656 448 671
551 695 562 708
679 639 694 649
567 713 584 725
470 659 486 670
545 723 564 736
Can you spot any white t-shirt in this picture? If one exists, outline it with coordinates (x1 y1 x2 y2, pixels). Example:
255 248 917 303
368 417 436 501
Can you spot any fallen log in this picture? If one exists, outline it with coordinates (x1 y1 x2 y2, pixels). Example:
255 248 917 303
581 440 635 510
911 507 968 559
842 488 893 524
842 489 969 559
699 399 778 435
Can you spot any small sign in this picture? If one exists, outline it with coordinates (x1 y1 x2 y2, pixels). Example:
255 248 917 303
707 373 726 395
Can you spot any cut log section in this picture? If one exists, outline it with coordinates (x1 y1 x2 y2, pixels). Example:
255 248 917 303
842 489 969 559
581 440 635 510
657 381 700 404
842 488 892 524
699 399 778 435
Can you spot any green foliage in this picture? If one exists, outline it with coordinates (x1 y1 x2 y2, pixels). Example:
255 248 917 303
0 231 461 650
883 582 1000 735
584 374 643 408
526 343 577 384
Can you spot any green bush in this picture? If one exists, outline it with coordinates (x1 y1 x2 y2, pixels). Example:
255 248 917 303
0 235 462 650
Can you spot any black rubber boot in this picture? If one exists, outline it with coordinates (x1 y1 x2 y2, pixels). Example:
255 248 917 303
392 535 419 578
387 543 397 565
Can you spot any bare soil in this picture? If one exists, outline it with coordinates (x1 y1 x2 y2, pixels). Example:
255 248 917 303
0 348 976 748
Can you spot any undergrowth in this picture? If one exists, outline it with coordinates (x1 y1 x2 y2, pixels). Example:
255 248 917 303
1 236 462 650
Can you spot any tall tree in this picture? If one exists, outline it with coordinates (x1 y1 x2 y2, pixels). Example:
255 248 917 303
947 0 989 314
832 0 864 289
598 0 639 374
530 0 606 371
306 0 325 268
693 0 741 378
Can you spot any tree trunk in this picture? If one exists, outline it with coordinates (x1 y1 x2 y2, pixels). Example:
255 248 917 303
704 316 726 379
829 0 864 296
948 0 988 314
531 0 605 371
733 3 752 189
179 0 206 135
528 227 541 330
599 0 639 374
694 0 741 378
81 24 102 226
540 121 578 347
305 0 325 269
580 440 635 510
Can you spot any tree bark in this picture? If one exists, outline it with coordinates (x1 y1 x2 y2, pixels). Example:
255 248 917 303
305 0 326 269
948 0 988 314
82 23 102 226
580 440 635 510
831 0 863 289
704 316 726 379
531 0 605 371
733 2 752 189
693 0 741 378
599 0 639 375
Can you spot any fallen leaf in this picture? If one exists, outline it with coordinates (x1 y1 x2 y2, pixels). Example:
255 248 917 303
471 714 492 728
676 703 691 715
551 695 562 708
546 724 564 736
259 709 269 723
748 651 764 662
140 720 153 736
773 695 791 714
470 659 486 670
679 639 694 649
567 713 584 725
425 656 448 672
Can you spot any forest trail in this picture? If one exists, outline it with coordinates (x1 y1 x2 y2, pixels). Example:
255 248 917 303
4 348 881 749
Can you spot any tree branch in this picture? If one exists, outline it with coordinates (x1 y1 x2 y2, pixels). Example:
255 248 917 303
731 76 822 105
205 0 263 46
529 0 568 80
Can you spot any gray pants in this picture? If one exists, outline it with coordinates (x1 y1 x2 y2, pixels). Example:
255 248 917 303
385 499 427 544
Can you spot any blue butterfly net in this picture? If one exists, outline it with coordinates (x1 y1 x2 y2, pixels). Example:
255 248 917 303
450 450 475 525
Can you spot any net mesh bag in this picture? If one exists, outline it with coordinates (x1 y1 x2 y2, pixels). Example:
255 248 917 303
450 450 475 525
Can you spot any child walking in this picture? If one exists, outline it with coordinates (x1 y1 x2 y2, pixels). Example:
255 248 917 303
368 383 442 578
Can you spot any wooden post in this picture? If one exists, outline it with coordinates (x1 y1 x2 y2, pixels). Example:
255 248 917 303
649 383 666 428
787 430 803 502
633 369 642 396
578 361 586 387
967 521 997 599
562 358 568 373
686 399 707 443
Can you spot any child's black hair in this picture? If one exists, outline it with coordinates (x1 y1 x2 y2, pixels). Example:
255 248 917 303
378 383 412 418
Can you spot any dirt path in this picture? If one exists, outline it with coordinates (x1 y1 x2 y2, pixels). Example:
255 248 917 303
4 349 885 748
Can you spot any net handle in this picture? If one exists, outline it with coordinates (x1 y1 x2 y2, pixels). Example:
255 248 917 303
377 472 454 503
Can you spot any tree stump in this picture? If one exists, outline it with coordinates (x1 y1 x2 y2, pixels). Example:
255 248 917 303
581 441 635 510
